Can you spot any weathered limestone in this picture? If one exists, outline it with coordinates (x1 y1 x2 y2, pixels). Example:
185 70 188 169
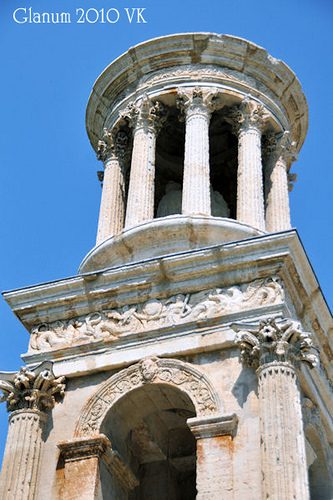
0 364 65 500
177 87 218 216
96 129 129 244
234 318 319 500
123 95 166 228
227 97 266 231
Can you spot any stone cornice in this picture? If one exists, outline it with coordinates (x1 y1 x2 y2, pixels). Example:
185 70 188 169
86 33 307 153
187 413 238 439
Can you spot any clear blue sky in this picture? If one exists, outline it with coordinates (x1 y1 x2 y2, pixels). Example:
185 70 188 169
0 0 332 463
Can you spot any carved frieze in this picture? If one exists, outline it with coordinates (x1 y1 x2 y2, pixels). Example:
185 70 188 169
233 317 319 370
28 276 284 352
0 363 65 413
75 357 220 436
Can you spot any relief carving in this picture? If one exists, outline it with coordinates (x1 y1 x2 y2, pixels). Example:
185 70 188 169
75 357 220 436
29 276 284 352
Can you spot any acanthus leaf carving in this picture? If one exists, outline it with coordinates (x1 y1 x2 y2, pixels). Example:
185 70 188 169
29 276 284 353
0 362 65 413
233 317 319 370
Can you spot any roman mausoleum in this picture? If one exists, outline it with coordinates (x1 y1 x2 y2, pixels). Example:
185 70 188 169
0 33 332 499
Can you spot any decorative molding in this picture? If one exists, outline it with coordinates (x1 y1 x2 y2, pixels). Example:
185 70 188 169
58 434 110 461
121 94 167 133
75 357 220 437
187 413 238 439
233 317 319 370
0 362 65 413
28 276 284 352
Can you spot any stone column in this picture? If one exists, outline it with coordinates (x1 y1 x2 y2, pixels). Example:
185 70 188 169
177 87 218 216
233 318 318 500
227 97 266 231
96 129 129 244
263 131 298 232
0 364 65 500
122 95 167 229
187 414 238 500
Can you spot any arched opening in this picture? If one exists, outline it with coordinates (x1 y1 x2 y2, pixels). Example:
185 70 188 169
100 383 197 500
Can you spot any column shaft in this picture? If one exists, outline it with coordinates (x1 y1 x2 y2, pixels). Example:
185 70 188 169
0 409 47 500
237 123 265 230
182 109 211 215
125 125 156 228
265 156 291 232
258 363 309 499
96 156 126 244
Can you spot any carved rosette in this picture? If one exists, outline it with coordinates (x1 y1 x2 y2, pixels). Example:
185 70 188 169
75 357 220 437
0 364 65 413
176 86 219 120
233 317 319 371
121 94 167 134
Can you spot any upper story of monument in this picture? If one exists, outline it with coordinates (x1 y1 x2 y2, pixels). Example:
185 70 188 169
79 33 308 273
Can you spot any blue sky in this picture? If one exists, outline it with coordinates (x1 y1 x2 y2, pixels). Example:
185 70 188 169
0 0 332 463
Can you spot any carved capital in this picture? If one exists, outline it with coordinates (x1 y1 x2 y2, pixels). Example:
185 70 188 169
226 96 268 135
121 94 167 134
176 86 219 120
97 128 129 163
262 131 298 166
0 362 65 413
233 318 319 370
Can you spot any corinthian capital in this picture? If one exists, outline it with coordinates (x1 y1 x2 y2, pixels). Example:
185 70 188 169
232 318 319 370
0 362 65 413
121 94 167 133
226 96 268 134
97 128 129 163
176 86 219 120
262 131 298 165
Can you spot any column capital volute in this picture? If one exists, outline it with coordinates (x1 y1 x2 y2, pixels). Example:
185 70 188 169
0 362 66 413
176 86 219 120
120 94 167 134
226 95 269 135
97 127 129 164
263 130 298 166
232 317 319 371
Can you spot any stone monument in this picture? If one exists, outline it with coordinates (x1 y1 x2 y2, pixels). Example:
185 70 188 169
0 33 332 499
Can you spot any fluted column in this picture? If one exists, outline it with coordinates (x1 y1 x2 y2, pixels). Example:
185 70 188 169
227 97 267 230
233 318 318 500
0 364 65 500
263 131 298 232
177 87 218 216
96 129 129 244
122 95 167 228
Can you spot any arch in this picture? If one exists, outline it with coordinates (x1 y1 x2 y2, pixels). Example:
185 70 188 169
75 357 221 437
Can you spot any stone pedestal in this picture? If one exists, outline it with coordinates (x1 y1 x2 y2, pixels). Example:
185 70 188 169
177 87 217 216
123 96 166 229
96 130 128 244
